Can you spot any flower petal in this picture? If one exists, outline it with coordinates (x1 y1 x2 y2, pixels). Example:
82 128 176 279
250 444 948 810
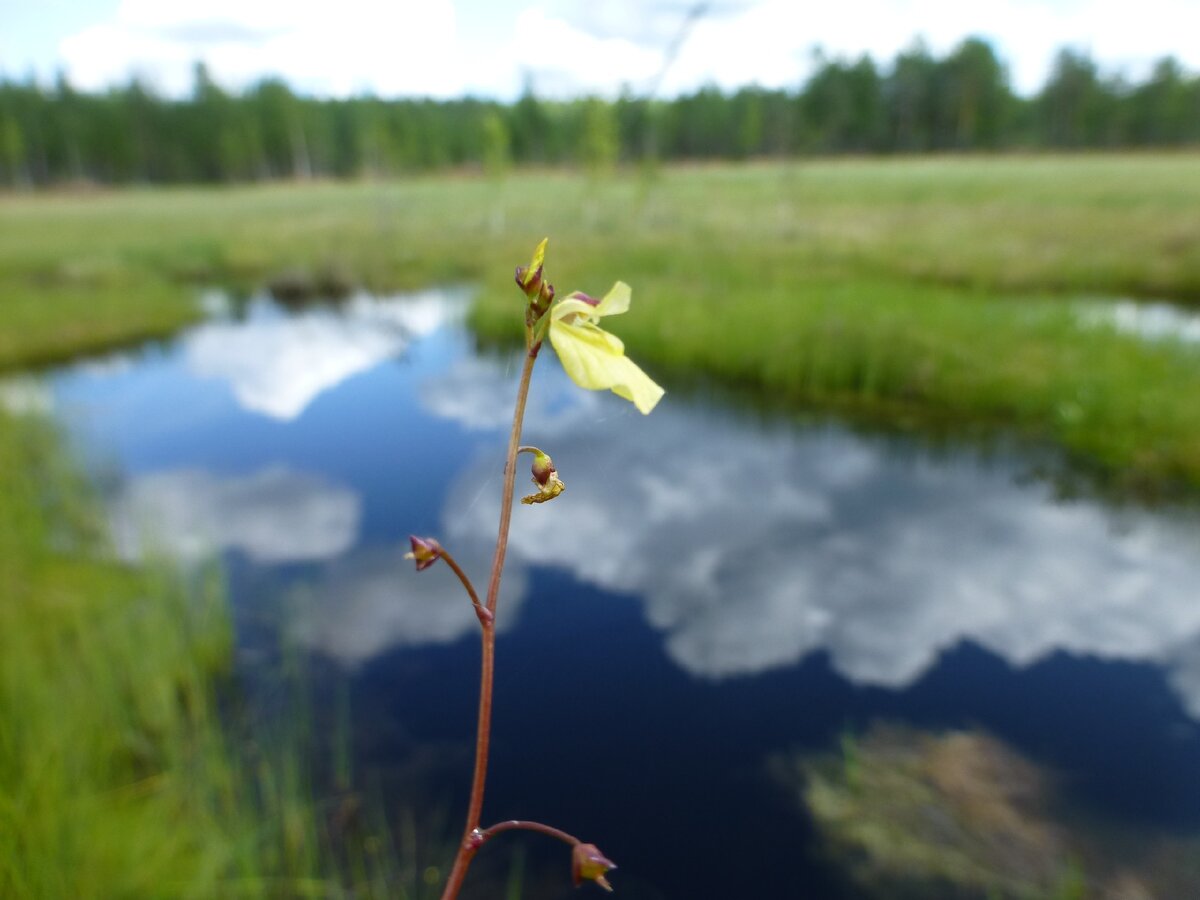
549 319 663 414
605 354 665 414
593 281 631 318
552 296 603 324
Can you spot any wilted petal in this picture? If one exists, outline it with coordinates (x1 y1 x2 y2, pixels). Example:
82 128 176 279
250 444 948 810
572 842 616 891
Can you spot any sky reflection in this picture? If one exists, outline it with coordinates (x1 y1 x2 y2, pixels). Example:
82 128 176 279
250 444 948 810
184 290 461 420
44 290 1200 721
111 465 361 564
400 352 1200 716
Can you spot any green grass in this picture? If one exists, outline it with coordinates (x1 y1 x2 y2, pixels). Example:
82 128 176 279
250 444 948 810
3 155 1200 490
0 410 444 898
0 410 293 897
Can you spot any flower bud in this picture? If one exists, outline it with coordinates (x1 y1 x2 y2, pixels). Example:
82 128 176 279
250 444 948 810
531 279 556 317
530 450 556 486
572 843 616 892
404 535 443 571
521 451 565 504
515 263 544 300
515 238 550 302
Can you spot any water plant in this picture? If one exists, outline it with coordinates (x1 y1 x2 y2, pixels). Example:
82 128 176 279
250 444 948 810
406 239 663 897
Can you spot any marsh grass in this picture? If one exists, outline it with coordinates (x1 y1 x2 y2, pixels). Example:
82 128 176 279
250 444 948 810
3 155 1200 489
0 411 446 898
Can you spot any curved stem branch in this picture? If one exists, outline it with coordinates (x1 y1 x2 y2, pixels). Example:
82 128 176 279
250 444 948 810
437 548 491 625
480 819 581 848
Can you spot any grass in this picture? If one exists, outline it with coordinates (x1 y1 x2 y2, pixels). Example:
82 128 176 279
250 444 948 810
0 409 445 898
3 155 1200 490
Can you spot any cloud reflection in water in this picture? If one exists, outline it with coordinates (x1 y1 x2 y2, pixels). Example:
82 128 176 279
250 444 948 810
289 544 528 664
185 290 460 420
417 353 1200 715
111 466 360 564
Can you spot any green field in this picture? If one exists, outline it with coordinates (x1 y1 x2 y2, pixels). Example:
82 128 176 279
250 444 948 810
3 155 1200 491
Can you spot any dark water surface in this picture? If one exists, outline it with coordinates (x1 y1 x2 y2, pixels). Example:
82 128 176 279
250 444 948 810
28 290 1200 897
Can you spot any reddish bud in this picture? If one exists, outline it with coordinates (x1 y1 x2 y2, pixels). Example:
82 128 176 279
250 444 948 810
532 279 556 317
572 843 616 892
404 535 443 571
516 239 555 322
521 450 565 505
531 450 556 486
515 264 544 300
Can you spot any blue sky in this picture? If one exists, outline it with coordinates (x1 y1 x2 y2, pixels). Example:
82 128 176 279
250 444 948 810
2 0 1198 100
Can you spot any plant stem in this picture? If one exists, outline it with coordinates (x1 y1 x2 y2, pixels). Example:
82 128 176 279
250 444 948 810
440 341 541 900
438 548 490 624
480 819 580 848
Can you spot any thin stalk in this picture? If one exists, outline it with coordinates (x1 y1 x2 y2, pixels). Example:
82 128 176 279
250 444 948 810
440 339 541 900
438 548 491 625
480 819 580 848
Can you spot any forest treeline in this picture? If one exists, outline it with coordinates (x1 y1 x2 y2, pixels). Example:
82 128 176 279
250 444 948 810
2 38 1198 186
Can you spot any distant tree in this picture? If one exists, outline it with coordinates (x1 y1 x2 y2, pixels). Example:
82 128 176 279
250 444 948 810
578 97 618 174
732 87 765 158
885 42 937 151
0 110 27 186
481 110 511 178
668 85 734 157
938 38 1012 148
800 53 883 152
0 38 1196 186
1128 56 1196 145
1038 48 1109 147
509 78 548 164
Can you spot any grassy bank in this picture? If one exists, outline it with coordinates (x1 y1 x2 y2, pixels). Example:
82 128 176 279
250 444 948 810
3 155 1200 489
0 410 284 896
0 409 441 898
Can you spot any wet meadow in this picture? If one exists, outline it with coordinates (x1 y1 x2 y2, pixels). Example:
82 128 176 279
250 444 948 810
4 154 1200 897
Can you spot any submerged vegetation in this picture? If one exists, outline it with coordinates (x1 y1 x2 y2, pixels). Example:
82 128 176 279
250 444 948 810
3 156 1200 491
778 724 1200 898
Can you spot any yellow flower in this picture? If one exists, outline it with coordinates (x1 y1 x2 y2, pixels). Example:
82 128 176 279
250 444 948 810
548 281 664 415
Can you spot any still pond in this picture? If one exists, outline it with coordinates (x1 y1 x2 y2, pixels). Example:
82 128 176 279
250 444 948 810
18 289 1200 898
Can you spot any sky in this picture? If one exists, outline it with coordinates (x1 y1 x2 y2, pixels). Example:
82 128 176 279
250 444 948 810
1 0 1198 100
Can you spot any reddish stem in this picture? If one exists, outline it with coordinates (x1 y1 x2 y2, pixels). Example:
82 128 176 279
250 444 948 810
479 819 581 848
438 548 491 625
440 342 541 900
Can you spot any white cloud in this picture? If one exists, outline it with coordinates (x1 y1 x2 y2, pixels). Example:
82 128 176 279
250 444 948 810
48 0 1200 98
185 290 460 421
110 465 361 564
506 7 662 97
637 0 1200 96
59 0 461 96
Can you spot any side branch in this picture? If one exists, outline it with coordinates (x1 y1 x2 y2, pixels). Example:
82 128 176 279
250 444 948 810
438 548 492 625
